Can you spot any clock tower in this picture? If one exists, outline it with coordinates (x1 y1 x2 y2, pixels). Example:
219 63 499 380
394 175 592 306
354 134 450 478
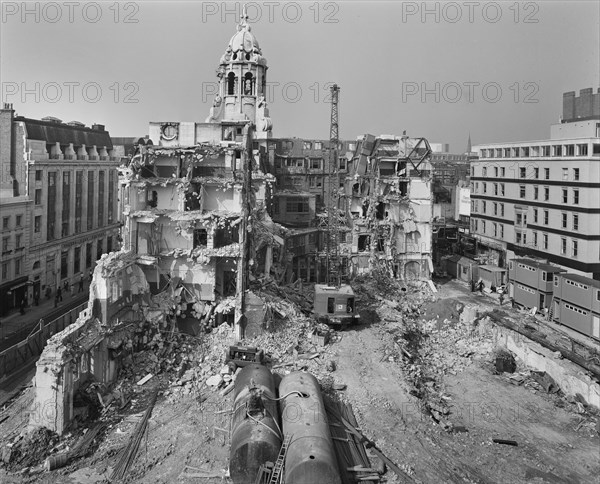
206 5 272 139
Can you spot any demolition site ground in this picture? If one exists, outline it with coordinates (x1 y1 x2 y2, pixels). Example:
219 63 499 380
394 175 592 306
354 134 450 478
0 276 599 484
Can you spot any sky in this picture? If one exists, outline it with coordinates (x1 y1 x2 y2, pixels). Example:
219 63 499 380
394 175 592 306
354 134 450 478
1 1 599 152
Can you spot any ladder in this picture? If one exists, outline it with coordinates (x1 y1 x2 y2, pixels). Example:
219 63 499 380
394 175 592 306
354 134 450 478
269 434 293 484
255 462 274 484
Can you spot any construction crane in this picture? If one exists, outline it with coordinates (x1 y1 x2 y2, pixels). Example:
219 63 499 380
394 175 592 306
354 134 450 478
313 84 359 328
325 83 341 288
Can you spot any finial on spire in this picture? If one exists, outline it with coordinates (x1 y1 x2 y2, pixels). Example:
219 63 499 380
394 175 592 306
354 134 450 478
240 4 249 28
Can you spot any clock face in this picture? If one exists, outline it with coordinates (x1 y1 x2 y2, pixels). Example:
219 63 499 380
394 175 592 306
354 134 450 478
161 123 178 141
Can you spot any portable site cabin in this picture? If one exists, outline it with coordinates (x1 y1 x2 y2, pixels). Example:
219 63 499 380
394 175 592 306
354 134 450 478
478 265 506 290
508 258 565 311
313 284 359 327
551 273 600 341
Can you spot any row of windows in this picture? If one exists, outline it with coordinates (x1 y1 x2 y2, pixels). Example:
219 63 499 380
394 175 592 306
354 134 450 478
565 279 589 290
2 214 24 230
471 200 505 217
479 143 600 159
475 165 587 183
517 284 536 294
517 263 536 272
1 257 24 281
520 185 579 204
2 233 25 252
471 181 506 195
565 303 588 316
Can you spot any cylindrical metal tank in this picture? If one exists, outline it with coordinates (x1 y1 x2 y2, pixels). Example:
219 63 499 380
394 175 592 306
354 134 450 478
279 372 341 484
229 364 282 484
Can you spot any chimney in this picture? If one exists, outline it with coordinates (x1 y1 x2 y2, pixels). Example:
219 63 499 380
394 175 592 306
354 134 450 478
562 91 576 123
92 123 105 131
576 88 593 119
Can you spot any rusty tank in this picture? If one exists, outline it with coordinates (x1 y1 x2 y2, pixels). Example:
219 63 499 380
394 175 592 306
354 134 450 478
279 372 341 484
229 364 282 484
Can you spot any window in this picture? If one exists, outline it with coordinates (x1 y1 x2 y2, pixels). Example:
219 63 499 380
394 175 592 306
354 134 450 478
501 167 505 177
475 182 479 192
74 246 81 274
1 262 7 280
573 168 579 181
35 170 42 181
541 271 547 281
493 223 498 237
553 145 562 157
544 210 549 225
35 216 41 233
533 208 538 223
572 240 578 257
500 204 505 217
500 224 504 238
544 187 549 201
533 186 539 200
35 189 42 205
566 145 575 156
561 213 567 229
2 217 8 229
554 275 559 287
494 167 499 177
534 167 539 179
481 220 486 233
314 142 322 150
483 182 487 194
500 183 505 196
515 231 522 244
573 214 579 231
544 168 550 179
560 237 567 255
562 188 568 204
562 168 568 180
519 185 526 198
493 202 498 215
573 189 579 205
15 233 22 248
543 233 548 249
533 231 538 247
286 197 310 213
520 167 526 178
482 201 487 213
483 167 487 177
15 257 21 275
543 146 550 156
16 215 22 227
2 237 9 252
494 183 498 195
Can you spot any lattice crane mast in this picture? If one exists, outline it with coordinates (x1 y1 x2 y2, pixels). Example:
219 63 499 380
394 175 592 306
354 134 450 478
324 84 342 287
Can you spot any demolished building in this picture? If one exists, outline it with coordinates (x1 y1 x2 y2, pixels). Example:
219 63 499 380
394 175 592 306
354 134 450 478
344 134 434 280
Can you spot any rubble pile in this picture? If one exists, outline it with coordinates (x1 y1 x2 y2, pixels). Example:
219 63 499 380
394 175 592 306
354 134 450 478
1 427 59 471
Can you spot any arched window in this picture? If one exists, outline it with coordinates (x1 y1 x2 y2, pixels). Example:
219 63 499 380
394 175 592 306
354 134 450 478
227 72 237 95
243 72 254 95
33 261 40 270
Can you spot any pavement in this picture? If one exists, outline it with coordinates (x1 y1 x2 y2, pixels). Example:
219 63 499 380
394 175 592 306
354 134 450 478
0 280 92 347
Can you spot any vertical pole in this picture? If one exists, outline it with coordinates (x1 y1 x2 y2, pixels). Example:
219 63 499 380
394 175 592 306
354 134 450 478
235 123 254 340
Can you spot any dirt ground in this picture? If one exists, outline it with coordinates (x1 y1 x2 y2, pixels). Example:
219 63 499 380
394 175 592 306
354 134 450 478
1 278 599 484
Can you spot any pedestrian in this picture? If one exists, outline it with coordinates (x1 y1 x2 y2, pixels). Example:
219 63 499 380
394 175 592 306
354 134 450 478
78 273 84 292
510 297 515 309
470 279 475 292
20 297 26 315
478 280 484 293
499 293 505 306
45 286 52 300
70 282 75 298
54 293 58 308
89 270 93 284
57 286 63 302
34 290 40 306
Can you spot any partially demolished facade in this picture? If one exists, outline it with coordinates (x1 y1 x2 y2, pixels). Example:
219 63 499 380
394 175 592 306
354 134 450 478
344 134 433 280
29 13 435 435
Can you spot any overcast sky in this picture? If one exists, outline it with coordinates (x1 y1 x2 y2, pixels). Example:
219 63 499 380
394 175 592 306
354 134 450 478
2 1 599 151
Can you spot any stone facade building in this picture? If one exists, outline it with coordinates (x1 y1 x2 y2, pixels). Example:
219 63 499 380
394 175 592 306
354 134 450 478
0 105 121 315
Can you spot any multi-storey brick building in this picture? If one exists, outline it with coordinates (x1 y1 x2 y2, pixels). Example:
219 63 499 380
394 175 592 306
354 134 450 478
0 105 121 314
471 88 600 278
